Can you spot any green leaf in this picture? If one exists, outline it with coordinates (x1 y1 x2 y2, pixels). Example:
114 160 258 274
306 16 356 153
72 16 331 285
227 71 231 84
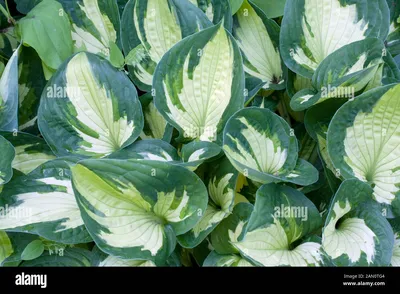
0 132 56 174
233 0 285 94
20 247 93 266
178 157 238 248
0 231 13 265
109 41 125 68
14 0 43 14
189 0 232 30
154 23 245 143
280 0 390 78
38 52 144 158
321 179 394 266
328 84 400 216
0 46 19 131
121 0 212 91
229 0 244 14
0 27 18 59
290 38 400 111
71 159 208 265
251 0 286 19
232 183 323 266
18 0 73 71
0 158 92 244
0 135 15 185
21 240 45 260
1 232 40 265
223 107 318 185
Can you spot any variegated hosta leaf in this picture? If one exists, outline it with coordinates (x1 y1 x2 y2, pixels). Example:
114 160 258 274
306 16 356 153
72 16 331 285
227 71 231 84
0 231 13 265
280 0 390 78
0 46 19 131
189 0 232 29
20 248 93 267
154 23 245 143
0 132 55 174
0 135 15 185
232 183 323 266
223 107 318 185
180 141 222 171
203 250 254 267
121 0 212 91
38 52 144 158
290 38 400 111
328 84 400 216
91 245 156 266
178 157 238 247
98 255 156 267
233 0 285 96
59 0 122 67
109 139 181 162
18 0 73 72
387 0 400 56
389 218 400 266
321 179 394 266
139 93 173 141
109 139 221 171
71 159 208 265
210 202 253 255
0 158 92 244
18 46 46 134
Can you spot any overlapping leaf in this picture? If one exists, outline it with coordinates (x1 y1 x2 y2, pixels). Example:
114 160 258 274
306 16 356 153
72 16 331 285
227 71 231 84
0 158 91 244
328 83 400 216
321 179 394 266
178 157 238 247
18 0 73 73
71 159 208 265
290 38 400 111
233 0 285 98
121 0 212 91
223 107 318 185
59 0 123 68
154 23 245 143
38 52 143 158
281 0 390 78
189 0 232 29
232 184 323 266
0 132 56 174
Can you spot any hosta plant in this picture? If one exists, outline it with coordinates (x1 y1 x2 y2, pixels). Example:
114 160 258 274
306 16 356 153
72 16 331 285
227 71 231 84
1 0 400 268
